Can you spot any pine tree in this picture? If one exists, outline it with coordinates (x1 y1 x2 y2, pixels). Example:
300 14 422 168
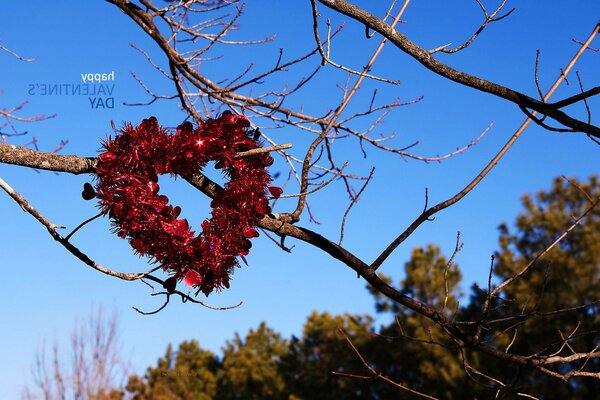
486 176 600 398
125 340 218 399
367 245 473 399
217 322 289 400
281 311 375 400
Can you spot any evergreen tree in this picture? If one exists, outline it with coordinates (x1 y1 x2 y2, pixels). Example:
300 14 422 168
281 311 375 400
367 245 473 399
217 322 289 400
481 176 600 398
126 340 218 400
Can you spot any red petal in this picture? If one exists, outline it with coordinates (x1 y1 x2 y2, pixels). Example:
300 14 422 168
99 152 116 162
201 220 211 234
268 186 283 199
243 226 259 238
184 270 202 287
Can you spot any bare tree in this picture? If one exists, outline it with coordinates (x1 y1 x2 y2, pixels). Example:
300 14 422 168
22 307 127 400
2 1 599 397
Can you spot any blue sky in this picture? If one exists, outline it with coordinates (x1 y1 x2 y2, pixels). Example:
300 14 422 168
1 1 599 397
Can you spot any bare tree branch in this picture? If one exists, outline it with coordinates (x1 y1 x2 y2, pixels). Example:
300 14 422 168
316 0 600 138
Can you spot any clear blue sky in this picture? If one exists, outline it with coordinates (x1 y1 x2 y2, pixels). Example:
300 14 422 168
1 1 598 396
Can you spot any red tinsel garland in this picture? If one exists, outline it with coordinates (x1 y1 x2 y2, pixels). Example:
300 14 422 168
90 112 280 296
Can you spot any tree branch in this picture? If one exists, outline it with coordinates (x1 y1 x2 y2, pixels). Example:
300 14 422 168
316 0 600 138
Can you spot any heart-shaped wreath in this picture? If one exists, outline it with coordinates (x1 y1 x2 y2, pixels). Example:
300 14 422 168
87 112 281 296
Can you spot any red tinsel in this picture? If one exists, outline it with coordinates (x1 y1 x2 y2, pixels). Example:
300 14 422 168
92 112 281 296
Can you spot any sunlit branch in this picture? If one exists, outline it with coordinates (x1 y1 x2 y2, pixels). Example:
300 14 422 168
316 0 600 138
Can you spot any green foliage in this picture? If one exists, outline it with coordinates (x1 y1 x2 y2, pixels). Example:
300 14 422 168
125 341 218 399
218 322 288 400
495 176 600 309
123 314 375 400
370 244 462 315
487 176 600 397
367 244 471 399
281 311 375 400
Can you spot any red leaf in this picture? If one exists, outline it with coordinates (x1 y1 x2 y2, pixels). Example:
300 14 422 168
268 186 283 199
184 270 202 287
243 226 259 238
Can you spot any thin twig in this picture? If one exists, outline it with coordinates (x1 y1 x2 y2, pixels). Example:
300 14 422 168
65 213 103 241
339 167 374 245
336 327 441 399
487 196 599 304
0 43 35 61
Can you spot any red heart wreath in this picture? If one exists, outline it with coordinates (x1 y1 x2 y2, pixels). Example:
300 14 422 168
88 112 281 296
